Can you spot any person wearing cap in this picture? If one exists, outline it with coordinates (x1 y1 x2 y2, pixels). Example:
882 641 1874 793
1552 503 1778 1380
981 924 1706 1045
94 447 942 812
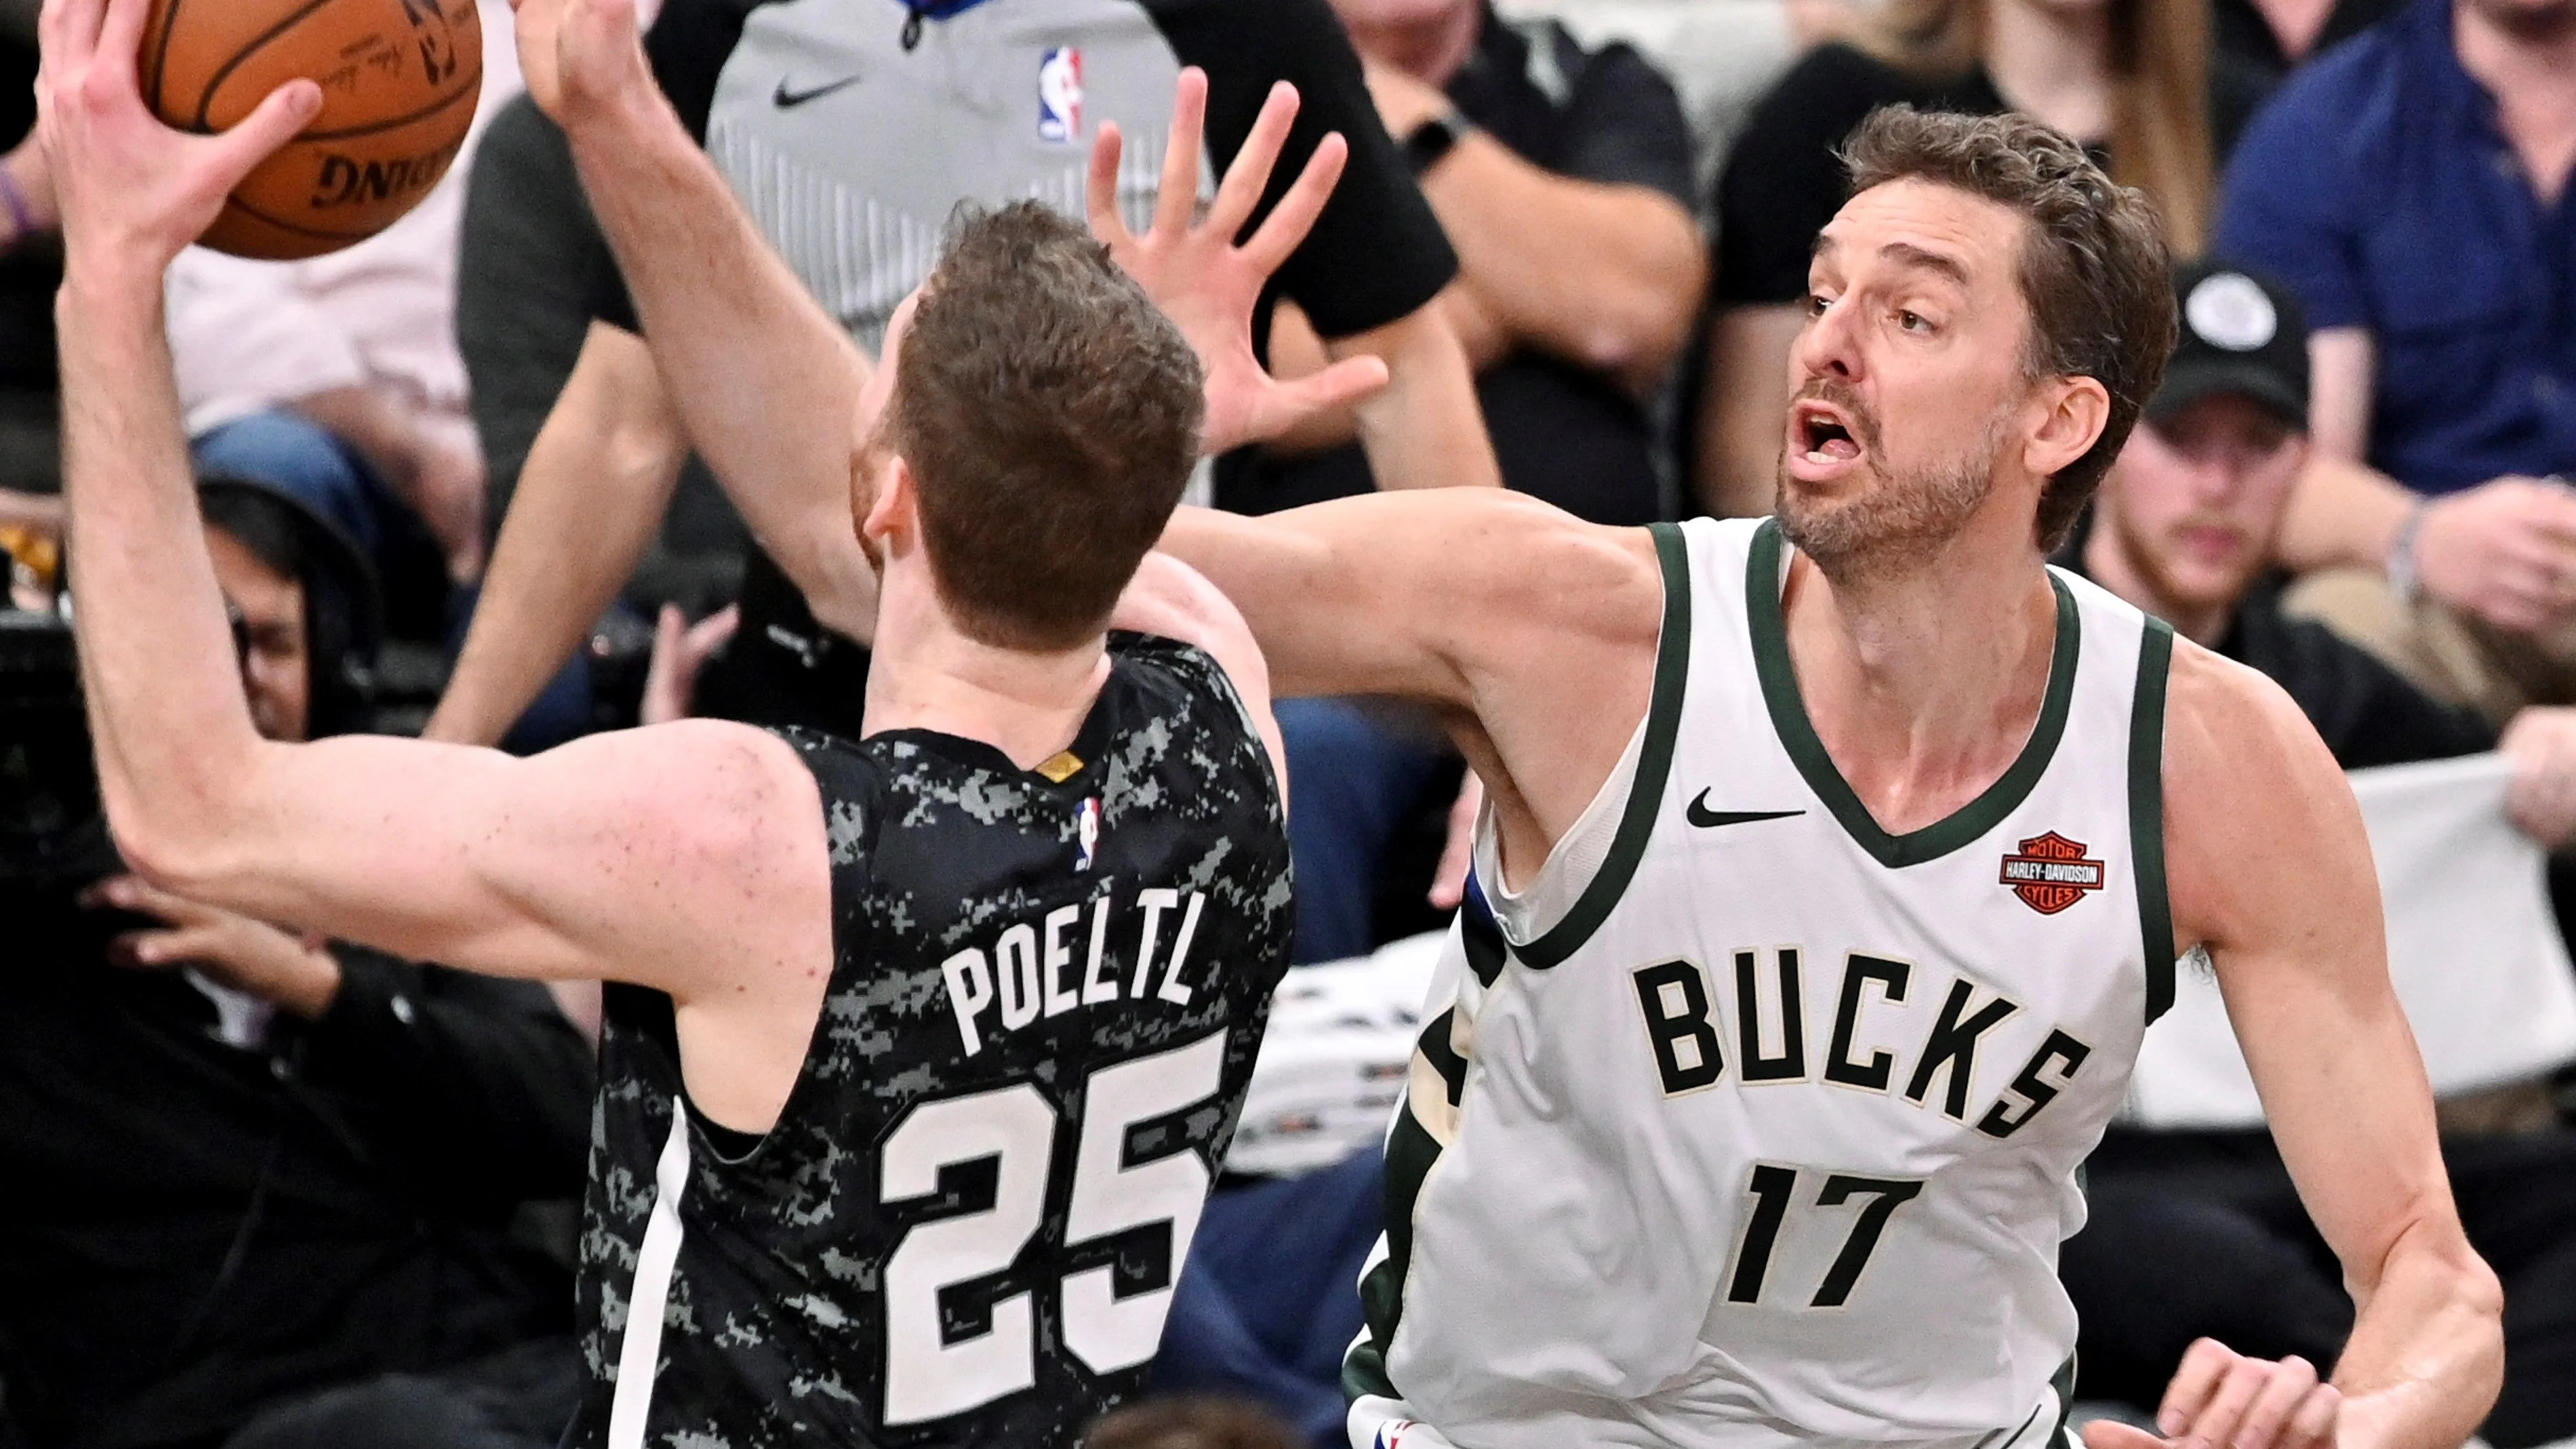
2049 262 2576 1448
2213 0 2576 727
2064 261 2576 825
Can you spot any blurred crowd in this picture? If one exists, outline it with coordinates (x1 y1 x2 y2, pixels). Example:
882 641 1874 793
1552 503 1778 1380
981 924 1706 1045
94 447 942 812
2 0 2575 1444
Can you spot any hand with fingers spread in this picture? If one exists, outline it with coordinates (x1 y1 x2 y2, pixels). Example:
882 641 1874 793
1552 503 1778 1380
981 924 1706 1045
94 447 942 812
1087 68 1388 457
85 873 344 1020
2083 1341 2340 1449
35 0 319 278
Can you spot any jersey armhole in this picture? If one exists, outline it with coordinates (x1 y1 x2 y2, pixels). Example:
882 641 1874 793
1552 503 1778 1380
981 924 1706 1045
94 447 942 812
2129 617 2177 1024
1505 521 1693 970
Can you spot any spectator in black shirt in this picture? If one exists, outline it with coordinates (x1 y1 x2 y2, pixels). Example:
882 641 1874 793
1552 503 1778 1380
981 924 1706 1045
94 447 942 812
2063 260 2576 801
2051 262 2576 1444
0 477 590 1449
1693 0 2265 518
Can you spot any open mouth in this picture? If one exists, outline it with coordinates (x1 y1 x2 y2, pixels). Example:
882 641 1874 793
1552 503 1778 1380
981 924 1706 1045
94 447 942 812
1792 403 1864 466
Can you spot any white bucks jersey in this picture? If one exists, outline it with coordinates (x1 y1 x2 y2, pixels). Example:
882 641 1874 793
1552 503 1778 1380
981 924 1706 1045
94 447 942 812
1347 517 2178 1449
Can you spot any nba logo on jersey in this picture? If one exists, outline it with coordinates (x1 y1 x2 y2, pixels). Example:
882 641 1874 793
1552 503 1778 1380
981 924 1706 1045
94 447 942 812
1037 47 1083 144
1075 797 1101 870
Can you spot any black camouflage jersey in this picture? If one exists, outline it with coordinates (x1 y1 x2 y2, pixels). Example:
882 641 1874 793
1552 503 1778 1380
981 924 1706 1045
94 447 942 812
565 633 1293 1448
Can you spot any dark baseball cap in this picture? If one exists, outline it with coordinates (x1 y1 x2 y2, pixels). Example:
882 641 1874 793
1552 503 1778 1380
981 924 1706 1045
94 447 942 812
2149 260 2310 431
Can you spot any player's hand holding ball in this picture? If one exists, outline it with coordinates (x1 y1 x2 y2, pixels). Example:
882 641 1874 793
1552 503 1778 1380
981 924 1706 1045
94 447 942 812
37 0 322 277
43 0 481 264
2083 1340 2340 1449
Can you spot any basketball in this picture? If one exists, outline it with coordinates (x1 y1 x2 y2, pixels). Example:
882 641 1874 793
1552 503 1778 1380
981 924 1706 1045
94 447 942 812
141 0 483 261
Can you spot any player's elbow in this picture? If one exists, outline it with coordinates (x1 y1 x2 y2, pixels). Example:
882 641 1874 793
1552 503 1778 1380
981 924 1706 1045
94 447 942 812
102 787 228 899
98 747 263 898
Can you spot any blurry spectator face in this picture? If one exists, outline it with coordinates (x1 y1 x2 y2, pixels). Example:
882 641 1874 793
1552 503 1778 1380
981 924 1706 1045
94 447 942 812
207 525 312 743
2098 394 2307 621
1779 179 2040 574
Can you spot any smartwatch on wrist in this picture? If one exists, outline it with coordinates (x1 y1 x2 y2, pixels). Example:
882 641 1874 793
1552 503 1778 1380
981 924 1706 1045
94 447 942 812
1402 108 1473 177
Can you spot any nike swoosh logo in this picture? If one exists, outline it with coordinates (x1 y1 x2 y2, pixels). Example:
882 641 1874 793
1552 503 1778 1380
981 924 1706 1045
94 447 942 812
773 73 864 108
1686 790 1805 829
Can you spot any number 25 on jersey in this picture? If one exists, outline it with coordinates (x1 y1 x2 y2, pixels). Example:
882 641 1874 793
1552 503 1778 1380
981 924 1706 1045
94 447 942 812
879 1032 1225 1425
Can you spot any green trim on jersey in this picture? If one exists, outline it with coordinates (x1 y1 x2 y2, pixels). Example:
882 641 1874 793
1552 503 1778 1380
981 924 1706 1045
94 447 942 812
1510 521 1694 971
2129 618 2177 1023
1344 1078 1448 1404
1746 520 2082 868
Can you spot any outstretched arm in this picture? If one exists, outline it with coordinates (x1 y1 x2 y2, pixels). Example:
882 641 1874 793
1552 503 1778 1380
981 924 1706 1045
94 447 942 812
1155 491 1660 882
2120 643 2503 1449
521 0 884 637
41 0 825 1007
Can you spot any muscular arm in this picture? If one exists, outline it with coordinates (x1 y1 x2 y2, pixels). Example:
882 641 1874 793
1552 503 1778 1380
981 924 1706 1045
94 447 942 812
58 263 825 1022
548 14 883 639
1156 490 1659 867
424 323 690 746
2164 643 2503 1449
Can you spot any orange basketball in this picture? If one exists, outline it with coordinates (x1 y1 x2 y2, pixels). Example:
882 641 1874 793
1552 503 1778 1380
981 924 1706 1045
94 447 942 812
142 0 484 261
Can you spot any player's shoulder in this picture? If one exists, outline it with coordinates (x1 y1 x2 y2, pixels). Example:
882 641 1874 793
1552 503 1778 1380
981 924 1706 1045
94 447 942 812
2159 634 2353 837
1108 627 1222 684
1106 628 1256 733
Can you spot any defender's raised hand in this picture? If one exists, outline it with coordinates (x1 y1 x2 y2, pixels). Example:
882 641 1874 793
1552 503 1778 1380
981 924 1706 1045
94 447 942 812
37 0 317 277
1087 68 1388 458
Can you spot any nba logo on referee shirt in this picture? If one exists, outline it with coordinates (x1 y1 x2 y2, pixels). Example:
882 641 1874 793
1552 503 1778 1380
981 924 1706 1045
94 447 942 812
1038 47 1083 143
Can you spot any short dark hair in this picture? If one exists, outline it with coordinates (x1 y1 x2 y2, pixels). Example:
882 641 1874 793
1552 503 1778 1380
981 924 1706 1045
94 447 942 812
887 201 1205 651
1840 106 2178 548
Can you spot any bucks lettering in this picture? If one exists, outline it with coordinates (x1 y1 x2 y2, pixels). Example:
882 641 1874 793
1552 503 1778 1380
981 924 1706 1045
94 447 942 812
1631 948 2094 1138
940 890 1211 1056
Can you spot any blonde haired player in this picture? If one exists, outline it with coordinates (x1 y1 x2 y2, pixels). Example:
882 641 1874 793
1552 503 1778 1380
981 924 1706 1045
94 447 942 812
1130 107 2505 1449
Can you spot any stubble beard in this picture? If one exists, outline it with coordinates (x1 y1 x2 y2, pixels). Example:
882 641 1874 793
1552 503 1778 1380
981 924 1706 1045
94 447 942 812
1776 416 2007 585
